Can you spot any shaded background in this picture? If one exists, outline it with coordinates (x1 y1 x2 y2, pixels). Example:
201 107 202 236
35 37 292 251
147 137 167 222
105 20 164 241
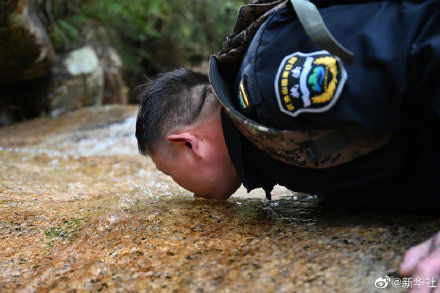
0 0 246 125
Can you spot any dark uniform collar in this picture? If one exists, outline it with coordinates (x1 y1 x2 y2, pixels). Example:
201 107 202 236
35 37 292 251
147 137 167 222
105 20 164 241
221 109 276 199
220 109 255 192
209 55 253 191
210 55 275 197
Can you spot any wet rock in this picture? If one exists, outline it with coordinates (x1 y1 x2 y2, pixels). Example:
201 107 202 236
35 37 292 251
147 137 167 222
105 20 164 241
0 0 55 85
0 105 439 292
49 46 104 113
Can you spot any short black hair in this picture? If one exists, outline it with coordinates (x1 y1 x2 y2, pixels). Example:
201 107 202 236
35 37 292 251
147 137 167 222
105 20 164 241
135 68 215 155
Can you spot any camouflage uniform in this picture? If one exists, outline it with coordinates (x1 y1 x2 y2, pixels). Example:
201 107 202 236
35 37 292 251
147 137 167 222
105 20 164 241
218 0 288 64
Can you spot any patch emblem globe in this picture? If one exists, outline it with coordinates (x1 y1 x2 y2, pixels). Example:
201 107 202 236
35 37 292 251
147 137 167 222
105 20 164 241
274 50 347 117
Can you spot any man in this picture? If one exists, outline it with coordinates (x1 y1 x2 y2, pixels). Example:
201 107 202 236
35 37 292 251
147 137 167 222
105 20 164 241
136 0 440 288
135 70 241 200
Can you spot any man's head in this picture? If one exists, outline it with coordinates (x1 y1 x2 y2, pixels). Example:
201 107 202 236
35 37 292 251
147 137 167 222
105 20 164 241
135 69 241 199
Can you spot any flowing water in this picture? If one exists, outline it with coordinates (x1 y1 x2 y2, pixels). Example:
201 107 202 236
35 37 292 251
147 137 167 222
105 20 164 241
0 105 439 292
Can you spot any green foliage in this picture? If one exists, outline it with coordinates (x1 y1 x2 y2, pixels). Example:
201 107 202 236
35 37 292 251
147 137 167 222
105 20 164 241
49 19 82 49
82 1 162 41
38 0 246 86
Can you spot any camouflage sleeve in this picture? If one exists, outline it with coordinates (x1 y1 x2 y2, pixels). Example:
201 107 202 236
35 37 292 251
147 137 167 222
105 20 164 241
217 0 288 63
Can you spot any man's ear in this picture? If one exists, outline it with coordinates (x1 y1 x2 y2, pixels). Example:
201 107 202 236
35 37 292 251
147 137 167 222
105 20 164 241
167 132 201 158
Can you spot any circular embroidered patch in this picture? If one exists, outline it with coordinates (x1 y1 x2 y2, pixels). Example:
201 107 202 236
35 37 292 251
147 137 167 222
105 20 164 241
274 50 347 117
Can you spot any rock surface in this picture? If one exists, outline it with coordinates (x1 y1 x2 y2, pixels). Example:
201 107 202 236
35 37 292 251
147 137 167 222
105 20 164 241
0 0 55 85
99 47 128 105
49 46 104 113
0 105 439 292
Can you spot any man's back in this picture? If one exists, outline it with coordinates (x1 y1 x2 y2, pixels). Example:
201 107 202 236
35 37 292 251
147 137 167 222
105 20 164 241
210 0 440 209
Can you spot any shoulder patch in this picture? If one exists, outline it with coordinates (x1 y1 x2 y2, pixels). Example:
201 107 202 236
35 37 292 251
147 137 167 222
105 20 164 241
274 50 347 117
238 79 251 112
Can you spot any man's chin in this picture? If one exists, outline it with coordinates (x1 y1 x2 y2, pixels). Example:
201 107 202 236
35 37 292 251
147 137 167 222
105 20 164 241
194 193 230 200
194 183 240 200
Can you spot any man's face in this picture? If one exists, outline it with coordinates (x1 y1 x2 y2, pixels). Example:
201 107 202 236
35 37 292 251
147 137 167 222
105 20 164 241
150 108 241 200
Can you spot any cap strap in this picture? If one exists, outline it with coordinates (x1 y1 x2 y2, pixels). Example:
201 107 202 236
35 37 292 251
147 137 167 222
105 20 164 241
290 0 354 64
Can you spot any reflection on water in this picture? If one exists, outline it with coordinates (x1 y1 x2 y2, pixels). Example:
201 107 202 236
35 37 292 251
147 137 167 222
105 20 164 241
0 105 439 292
231 194 320 225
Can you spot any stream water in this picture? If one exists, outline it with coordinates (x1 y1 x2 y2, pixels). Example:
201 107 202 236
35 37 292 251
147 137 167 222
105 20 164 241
0 105 439 292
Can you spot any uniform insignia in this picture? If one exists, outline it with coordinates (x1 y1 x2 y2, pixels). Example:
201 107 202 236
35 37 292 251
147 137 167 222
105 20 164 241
274 50 347 117
238 79 251 111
